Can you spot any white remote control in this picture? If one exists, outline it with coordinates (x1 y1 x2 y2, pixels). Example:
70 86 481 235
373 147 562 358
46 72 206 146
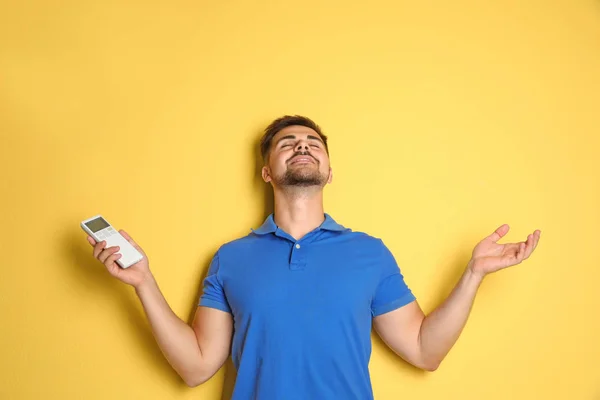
81 215 144 269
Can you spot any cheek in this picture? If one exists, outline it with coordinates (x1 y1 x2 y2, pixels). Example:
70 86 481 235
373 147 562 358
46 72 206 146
269 155 288 173
316 154 330 168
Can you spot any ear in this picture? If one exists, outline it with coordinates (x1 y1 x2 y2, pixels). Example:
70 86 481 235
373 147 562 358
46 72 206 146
327 167 333 184
262 165 272 183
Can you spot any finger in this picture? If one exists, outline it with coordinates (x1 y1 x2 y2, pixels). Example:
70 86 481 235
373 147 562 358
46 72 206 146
519 237 530 260
524 234 535 258
509 243 524 264
87 236 96 246
513 240 528 256
526 232 540 258
505 242 520 254
93 240 107 259
487 224 510 243
518 242 527 261
533 230 541 250
528 231 540 256
99 245 120 263
104 251 122 268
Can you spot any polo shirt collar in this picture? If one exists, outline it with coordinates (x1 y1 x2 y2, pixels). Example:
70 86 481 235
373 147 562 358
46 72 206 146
251 213 348 235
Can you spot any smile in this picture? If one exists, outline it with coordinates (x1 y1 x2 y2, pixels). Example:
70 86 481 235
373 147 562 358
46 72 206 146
289 156 315 164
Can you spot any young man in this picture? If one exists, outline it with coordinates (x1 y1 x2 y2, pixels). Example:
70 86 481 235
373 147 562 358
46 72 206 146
86 115 541 399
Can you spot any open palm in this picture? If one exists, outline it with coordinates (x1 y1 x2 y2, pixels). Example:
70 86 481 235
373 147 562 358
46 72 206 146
469 224 541 277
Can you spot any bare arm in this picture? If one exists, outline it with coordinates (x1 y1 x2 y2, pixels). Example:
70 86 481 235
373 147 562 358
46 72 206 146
136 277 233 386
86 230 233 387
374 225 540 371
373 266 481 371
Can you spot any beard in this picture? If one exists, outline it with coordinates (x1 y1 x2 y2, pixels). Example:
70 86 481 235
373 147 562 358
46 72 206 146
275 167 328 187
272 153 328 188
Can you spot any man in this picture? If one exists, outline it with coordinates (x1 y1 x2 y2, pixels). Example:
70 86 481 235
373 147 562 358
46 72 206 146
86 115 541 399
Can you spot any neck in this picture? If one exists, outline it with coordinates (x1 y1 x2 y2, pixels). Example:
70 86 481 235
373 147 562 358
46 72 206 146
272 185 325 240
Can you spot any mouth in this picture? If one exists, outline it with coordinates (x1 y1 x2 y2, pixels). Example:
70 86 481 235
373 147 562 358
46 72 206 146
289 155 316 165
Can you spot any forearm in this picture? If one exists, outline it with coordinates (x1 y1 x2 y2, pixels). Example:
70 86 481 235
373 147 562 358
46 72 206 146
418 261 484 368
134 275 204 383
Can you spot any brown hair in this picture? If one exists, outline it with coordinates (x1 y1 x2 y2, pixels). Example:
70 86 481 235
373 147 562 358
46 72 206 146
260 115 329 162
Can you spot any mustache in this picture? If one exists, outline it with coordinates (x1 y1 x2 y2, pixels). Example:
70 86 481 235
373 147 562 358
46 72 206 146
288 151 318 164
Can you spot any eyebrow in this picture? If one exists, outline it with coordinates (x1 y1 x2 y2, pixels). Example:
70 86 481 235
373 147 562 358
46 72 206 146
275 134 324 145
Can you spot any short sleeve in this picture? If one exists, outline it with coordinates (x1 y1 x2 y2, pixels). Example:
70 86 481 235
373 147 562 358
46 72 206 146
371 239 416 317
198 252 232 314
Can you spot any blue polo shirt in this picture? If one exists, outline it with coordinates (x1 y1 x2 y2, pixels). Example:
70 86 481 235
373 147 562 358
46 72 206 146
199 213 416 399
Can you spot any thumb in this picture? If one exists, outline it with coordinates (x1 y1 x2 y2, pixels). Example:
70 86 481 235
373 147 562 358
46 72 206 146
487 224 510 243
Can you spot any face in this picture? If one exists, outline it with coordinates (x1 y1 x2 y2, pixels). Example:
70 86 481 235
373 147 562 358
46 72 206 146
262 125 332 189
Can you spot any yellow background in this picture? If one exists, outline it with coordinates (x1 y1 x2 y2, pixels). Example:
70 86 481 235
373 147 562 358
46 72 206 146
1 0 599 399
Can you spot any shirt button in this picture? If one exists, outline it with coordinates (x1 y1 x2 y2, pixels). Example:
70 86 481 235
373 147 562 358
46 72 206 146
295 243 301 249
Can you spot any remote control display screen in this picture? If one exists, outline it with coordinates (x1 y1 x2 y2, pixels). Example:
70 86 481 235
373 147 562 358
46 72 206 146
86 217 109 233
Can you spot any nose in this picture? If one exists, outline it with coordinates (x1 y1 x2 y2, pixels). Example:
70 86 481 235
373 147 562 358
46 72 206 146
296 141 309 152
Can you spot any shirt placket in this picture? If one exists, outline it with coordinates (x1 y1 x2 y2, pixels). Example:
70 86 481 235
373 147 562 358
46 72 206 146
289 240 306 271
274 228 320 271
